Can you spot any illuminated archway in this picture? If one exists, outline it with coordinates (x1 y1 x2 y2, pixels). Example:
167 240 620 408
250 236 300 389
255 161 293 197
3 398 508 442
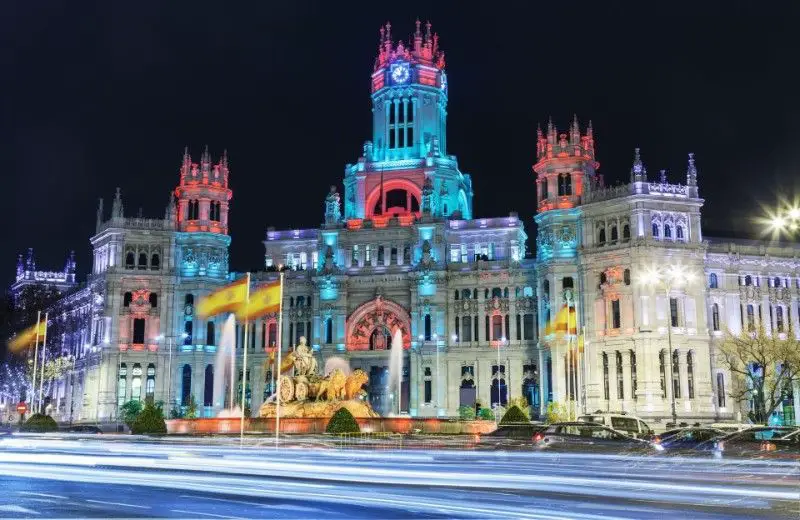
346 296 411 351
365 179 422 218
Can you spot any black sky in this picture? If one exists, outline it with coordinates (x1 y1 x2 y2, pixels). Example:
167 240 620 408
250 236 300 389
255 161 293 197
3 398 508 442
3 1 800 286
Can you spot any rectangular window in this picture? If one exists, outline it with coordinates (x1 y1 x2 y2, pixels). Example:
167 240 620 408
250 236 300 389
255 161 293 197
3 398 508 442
407 127 413 147
133 318 146 344
716 373 726 408
669 298 679 327
460 244 468 263
398 129 405 148
424 380 432 403
352 245 360 264
462 316 472 342
523 314 534 340
492 315 503 340
365 245 372 263
515 314 521 341
611 300 621 329
450 246 460 263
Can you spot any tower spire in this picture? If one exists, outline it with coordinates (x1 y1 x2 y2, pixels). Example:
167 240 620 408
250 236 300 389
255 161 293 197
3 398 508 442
96 197 104 231
112 188 124 219
630 147 647 182
686 152 698 186
16 254 23 278
26 248 35 271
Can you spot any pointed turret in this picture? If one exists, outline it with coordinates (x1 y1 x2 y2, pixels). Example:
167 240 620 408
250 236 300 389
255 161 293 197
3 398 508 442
96 197 104 232
65 250 76 275
16 254 24 278
570 114 581 145
174 147 232 234
686 153 697 186
165 191 176 222
324 185 342 226
25 248 35 271
630 148 647 183
659 169 667 184
112 188 124 219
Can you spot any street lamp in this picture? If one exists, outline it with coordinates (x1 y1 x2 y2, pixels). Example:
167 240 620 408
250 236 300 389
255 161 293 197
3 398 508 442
156 332 189 409
433 333 440 416
640 264 696 426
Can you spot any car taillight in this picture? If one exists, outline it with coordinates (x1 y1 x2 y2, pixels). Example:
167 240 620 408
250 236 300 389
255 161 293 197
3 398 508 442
533 433 544 442
716 441 724 451
653 436 661 444
761 442 776 451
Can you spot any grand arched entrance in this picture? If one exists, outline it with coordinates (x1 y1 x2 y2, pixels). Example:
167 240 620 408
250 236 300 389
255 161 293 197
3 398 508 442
346 296 411 415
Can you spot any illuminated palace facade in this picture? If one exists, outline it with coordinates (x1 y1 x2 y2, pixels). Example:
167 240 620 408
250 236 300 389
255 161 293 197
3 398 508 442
22 22 800 424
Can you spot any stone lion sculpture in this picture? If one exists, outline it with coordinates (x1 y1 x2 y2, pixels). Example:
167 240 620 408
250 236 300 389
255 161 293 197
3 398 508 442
316 368 347 401
344 369 369 400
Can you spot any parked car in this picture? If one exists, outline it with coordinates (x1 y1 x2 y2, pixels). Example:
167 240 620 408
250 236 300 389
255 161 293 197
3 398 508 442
706 427 799 459
653 427 726 451
61 425 103 434
577 412 653 439
707 422 760 434
535 422 657 453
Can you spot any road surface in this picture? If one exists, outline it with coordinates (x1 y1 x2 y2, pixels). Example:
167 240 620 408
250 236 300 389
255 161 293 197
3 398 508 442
0 435 797 519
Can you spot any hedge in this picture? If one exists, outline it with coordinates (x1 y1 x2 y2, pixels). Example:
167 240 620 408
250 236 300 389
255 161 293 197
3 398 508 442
21 413 59 432
131 401 167 435
500 405 529 425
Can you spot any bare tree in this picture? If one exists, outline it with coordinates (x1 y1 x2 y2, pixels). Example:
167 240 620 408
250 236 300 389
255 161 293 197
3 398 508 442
717 326 800 424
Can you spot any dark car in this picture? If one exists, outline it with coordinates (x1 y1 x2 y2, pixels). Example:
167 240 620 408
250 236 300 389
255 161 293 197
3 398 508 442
482 424 547 447
654 427 726 451
707 427 799 459
62 425 103 434
535 422 657 453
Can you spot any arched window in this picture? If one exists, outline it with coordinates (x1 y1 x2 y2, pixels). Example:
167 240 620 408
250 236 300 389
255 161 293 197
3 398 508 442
325 318 333 344
652 223 659 238
599 272 607 285
146 363 156 400
125 252 135 269
562 277 574 289
492 287 502 298
132 318 145 344
676 226 684 240
622 224 630 241
296 296 305 307
746 304 755 331
542 280 550 298
424 314 432 341
541 178 549 200
559 173 572 196
712 303 720 331
123 291 133 307
623 269 631 286
672 351 681 398
659 350 667 398
181 364 192 406
117 363 127 406
462 289 471 299
776 306 785 333
709 273 718 289
150 253 160 270
131 363 142 401
185 294 194 306
377 246 385 264
267 323 277 347
610 226 618 242
774 276 781 288
206 322 215 345
138 252 148 270
598 228 606 245
148 293 158 308
664 224 672 239
687 351 695 399
484 288 489 299
473 288 478 299
523 286 534 297
503 287 509 298
204 365 214 407
602 353 609 400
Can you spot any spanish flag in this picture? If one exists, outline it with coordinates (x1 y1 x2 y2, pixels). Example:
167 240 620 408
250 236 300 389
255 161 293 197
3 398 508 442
545 305 577 336
196 277 249 318
9 321 47 352
237 281 281 320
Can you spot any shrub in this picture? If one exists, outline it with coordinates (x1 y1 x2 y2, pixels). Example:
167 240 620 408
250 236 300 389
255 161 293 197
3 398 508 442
477 408 495 421
545 401 570 424
131 401 167 435
184 395 198 420
325 407 360 434
500 405 529 425
507 396 531 419
120 400 143 427
458 406 476 420
21 413 58 432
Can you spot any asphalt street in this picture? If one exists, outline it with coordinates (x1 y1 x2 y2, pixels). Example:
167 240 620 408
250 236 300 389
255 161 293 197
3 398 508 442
0 435 797 519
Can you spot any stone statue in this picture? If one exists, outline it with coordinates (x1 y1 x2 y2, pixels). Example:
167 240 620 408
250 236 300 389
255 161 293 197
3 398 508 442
292 336 317 377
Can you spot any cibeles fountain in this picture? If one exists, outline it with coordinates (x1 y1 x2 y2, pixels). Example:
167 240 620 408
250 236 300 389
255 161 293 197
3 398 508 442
258 336 379 418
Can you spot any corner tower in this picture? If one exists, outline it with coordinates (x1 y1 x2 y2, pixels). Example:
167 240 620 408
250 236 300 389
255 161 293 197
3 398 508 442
343 21 472 222
174 147 232 278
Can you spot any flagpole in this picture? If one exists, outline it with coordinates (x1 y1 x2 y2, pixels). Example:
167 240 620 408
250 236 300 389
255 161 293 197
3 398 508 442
39 312 48 414
240 273 251 447
579 326 586 415
31 311 41 413
275 271 285 447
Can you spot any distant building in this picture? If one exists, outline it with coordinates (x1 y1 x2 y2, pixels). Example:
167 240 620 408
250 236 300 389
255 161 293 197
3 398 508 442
22 21 800 425
10 248 77 308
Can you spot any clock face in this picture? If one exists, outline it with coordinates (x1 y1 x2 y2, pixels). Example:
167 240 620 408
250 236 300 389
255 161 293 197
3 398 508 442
391 63 410 84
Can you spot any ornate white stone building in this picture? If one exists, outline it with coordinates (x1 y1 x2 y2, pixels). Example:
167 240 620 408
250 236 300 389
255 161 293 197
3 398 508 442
14 22 800 426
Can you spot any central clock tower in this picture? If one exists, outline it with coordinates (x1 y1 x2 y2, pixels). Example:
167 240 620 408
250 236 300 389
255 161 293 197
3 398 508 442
370 20 448 162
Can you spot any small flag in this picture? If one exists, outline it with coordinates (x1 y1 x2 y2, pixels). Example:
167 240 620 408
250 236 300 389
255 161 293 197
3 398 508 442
545 305 577 336
9 321 47 352
236 281 281 320
196 277 249 318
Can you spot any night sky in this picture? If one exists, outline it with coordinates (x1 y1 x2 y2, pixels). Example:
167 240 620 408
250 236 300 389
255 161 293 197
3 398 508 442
4 2 799 286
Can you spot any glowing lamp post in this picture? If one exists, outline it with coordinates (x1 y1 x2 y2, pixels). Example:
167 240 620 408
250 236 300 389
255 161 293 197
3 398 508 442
640 264 696 425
